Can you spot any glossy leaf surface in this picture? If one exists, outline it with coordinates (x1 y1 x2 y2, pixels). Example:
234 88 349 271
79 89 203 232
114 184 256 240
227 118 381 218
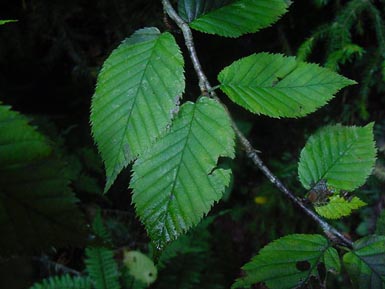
218 53 356 118
131 97 235 248
91 27 185 192
179 0 289 37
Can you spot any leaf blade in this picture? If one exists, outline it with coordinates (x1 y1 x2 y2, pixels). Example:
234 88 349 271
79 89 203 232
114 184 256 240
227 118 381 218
218 53 356 118
181 0 289 37
131 97 235 247
91 27 185 192
315 196 366 219
85 247 121 289
233 234 340 289
343 235 385 289
298 124 377 191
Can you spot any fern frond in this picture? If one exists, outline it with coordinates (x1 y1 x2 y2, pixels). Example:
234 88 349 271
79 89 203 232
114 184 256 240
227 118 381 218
325 44 364 71
85 247 120 289
30 275 91 289
328 0 368 54
92 209 112 244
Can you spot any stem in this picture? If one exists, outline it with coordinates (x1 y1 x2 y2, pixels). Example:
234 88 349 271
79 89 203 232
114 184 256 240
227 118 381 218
33 256 82 276
161 0 353 248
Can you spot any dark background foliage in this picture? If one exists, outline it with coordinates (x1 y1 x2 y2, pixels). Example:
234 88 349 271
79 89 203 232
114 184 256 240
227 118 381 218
0 0 384 288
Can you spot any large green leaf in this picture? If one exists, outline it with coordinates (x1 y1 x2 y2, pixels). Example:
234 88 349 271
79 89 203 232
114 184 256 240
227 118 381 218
343 235 385 289
218 53 356 118
233 234 340 289
85 247 121 289
0 104 87 256
298 124 376 191
315 195 366 219
91 27 185 192
131 97 235 248
179 0 289 37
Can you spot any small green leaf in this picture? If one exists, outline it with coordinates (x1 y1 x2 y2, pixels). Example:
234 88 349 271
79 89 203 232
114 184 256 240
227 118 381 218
131 97 235 248
218 53 356 118
233 234 340 289
123 250 157 285
91 27 185 192
298 124 377 191
315 196 366 219
180 0 289 37
343 235 385 289
0 20 17 25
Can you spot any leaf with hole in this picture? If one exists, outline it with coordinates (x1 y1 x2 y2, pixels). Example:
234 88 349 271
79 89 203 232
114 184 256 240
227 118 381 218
232 234 340 289
91 27 185 192
218 53 356 118
0 104 87 256
130 97 235 248
298 123 376 191
343 235 385 289
315 195 366 219
179 0 289 37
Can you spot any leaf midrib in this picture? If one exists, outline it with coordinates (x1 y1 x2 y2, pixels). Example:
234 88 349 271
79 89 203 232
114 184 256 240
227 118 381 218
158 104 198 241
108 35 161 189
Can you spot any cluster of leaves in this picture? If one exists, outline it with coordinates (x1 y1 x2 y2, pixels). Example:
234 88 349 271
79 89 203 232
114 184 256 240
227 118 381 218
1 1 385 289
88 0 383 288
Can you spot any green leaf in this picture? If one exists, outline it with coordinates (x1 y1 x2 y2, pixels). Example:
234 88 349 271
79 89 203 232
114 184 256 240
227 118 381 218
233 234 340 289
343 235 385 289
92 209 112 244
91 27 185 192
0 104 87 256
376 210 385 235
315 196 366 219
30 275 91 289
218 53 356 118
298 124 377 191
85 247 121 289
123 250 158 286
0 20 17 25
178 0 232 22
131 97 235 248
179 0 289 37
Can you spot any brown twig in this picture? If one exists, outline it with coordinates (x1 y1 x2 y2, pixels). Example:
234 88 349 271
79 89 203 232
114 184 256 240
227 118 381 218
162 0 353 248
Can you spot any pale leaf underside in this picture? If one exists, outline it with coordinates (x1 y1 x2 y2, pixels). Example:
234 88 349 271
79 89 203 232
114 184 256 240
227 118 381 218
315 196 366 219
